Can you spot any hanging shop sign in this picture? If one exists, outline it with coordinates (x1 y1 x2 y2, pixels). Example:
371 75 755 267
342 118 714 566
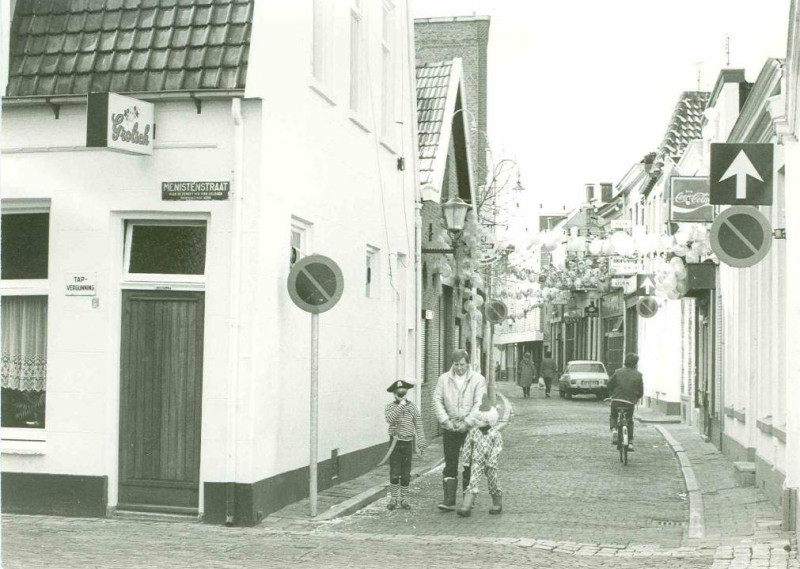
65 272 97 296
710 143 773 205
710 206 772 268
670 177 712 222
162 181 230 201
609 257 644 276
86 92 154 155
609 220 632 232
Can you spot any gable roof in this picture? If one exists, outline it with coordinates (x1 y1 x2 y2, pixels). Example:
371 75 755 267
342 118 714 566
653 91 710 171
6 0 252 98
416 58 474 203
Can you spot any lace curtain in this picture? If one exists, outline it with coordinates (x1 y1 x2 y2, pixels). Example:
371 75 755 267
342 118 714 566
1 296 47 392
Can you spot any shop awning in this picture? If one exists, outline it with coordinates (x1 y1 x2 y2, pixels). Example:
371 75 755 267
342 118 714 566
494 330 543 345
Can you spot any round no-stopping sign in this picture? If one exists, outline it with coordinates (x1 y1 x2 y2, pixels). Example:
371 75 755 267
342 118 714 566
710 206 772 268
287 254 344 314
637 297 658 318
485 299 508 324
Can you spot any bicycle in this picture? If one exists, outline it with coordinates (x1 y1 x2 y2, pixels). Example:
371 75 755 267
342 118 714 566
604 398 635 465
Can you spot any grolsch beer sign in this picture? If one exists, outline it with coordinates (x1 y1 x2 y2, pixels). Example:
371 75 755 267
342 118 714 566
670 177 712 222
87 93 154 155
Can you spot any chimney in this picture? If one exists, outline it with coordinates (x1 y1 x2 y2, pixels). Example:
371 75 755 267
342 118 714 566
600 183 613 203
585 184 595 203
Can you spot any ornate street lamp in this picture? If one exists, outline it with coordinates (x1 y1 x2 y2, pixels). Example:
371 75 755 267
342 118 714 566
440 196 471 236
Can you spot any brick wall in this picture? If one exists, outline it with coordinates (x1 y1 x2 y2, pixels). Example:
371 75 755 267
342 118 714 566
415 17 490 190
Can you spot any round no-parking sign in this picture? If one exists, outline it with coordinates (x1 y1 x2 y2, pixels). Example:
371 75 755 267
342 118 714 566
637 297 658 319
287 255 344 314
485 299 508 324
710 206 772 268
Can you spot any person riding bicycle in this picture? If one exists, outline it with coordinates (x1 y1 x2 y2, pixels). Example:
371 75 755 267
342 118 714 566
607 353 643 451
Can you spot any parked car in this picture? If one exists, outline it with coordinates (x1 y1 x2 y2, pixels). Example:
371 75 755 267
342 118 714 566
558 360 609 400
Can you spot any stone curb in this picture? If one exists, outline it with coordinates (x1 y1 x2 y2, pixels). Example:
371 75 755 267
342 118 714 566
314 457 445 521
655 425 705 539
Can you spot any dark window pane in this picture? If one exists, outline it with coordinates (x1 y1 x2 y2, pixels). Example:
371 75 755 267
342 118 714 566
1 388 46 428
129 224 206 275
1 214 49 279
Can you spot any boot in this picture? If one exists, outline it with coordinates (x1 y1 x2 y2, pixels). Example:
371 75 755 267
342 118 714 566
489 493 503 515
387 483 399 510
437 478 457 511
457 492 475 517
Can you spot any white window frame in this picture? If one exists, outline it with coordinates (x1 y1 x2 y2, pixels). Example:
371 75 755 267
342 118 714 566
349 0 364 116
1 200 51 446
366 245 380 298
122 219 208 290
310 0 335 105
290 216 314 266
380 0 396 142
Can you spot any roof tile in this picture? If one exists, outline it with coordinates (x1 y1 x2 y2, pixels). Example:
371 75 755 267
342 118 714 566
164 69 183 90
99 30 118 51
110 71 128 91
54 74 74 93
134 28 154 50
171 27 190 47
119 9 138 30
153 28 172 48
62 33 80 52
102 10 122 31
117 28 135 50
75 52 94 73
57 52 77 73
7 0 253 97
157 7 176 28
176 6 194 27
130 50 149 70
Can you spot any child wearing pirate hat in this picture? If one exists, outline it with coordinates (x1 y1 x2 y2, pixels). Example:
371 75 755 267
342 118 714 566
381 379 426 510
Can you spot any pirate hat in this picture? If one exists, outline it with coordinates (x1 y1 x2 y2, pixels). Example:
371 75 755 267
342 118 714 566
386 379 416 393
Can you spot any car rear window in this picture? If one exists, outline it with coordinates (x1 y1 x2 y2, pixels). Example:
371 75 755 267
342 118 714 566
569 363 605 373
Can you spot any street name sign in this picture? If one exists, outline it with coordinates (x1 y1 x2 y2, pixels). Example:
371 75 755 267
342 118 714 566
710 206 772 268
162 181 230 201
485 299 508 324
710 144 773 205
637 297 658 318
609 258 644 276
636 274 656 297
287 254 344 314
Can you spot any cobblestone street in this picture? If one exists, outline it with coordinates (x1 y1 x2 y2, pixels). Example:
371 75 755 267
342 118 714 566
3 383 797 569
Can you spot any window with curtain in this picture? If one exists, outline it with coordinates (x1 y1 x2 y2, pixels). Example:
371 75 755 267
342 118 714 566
1 210 50 430
2 296 48 428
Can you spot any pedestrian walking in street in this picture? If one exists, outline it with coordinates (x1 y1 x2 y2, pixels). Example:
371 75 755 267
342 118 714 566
457 394 503 517
382 379 426 510
607 353 644 451
433 349 487 512
517 352 536 398
539 350 558 398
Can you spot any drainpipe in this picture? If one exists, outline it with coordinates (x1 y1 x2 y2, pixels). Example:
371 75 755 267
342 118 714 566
404 0 423 404
225 97 245 525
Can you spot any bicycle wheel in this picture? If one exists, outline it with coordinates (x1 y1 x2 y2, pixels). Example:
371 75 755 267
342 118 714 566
622 444 628 465
618 426 624 463
622 425 629 465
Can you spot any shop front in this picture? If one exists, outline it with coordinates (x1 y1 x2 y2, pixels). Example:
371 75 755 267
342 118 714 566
601 292 625 376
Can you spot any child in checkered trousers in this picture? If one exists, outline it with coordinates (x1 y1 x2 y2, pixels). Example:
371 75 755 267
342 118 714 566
457 393 503 516
382 379 426 510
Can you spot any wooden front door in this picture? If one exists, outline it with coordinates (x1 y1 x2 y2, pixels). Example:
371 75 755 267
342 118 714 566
118 290 205 513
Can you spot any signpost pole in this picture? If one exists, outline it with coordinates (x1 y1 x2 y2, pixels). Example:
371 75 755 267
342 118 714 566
487 323 496 406
310 312 319 518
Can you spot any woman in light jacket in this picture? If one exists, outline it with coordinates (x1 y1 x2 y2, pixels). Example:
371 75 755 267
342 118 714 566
433 349 486 511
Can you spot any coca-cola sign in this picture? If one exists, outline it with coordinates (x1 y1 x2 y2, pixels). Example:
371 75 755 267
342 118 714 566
670 177 712 222
87 93 154 156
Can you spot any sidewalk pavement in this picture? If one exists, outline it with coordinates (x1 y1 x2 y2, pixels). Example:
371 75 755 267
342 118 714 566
261 434 444 529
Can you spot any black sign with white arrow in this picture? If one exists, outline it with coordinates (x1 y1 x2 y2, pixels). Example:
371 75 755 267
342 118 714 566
636 274 656 297
710 143 773 205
